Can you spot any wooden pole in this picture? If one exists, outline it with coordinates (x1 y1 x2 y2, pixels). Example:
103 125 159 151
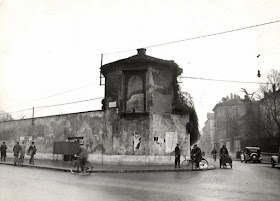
32 107 34 125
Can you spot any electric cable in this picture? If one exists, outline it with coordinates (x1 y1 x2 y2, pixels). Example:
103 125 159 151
35 97 103 109
103 20 280 55
0 97 103 116
0 81 100 111
181 76 270 85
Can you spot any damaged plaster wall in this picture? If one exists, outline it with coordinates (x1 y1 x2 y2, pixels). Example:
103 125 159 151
0 111 105 154
150 113 189 156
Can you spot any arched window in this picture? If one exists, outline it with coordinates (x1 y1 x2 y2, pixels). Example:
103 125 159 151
123 71 146 113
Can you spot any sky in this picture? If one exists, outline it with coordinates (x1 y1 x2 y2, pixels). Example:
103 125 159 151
0 0 280 129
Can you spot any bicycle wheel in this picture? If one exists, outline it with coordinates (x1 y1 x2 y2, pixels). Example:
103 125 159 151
199 158 209 170
181 160 191 169
83 161 93 175
70 161 79 174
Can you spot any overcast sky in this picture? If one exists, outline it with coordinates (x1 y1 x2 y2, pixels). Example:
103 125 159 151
0 0 280 128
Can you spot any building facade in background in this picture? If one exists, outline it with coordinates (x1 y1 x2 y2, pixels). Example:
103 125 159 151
201 94 246 155
200 113 215 155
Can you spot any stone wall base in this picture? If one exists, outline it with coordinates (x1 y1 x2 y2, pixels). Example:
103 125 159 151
5 152 190 165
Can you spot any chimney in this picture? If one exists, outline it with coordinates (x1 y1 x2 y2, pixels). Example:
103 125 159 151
137 48 146 56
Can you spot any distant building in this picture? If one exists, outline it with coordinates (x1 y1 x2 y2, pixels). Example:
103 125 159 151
200 113 215 154
211 94 245 154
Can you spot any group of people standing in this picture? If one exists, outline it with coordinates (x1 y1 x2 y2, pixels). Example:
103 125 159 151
0 141 37 165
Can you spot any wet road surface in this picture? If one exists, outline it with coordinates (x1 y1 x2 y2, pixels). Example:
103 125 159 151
0 160 279 201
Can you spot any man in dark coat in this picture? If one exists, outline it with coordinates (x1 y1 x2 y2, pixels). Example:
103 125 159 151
13 141 22 166
191 144 202 168
0 142 7 161
28 142 37 164
220 145 229 156
175 143 181 168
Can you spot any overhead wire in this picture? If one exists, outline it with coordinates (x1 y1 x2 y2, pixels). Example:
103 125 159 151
103 20 280 55
35 97 103 109
0 81 100 111
181 76 270 85
0 97 103 116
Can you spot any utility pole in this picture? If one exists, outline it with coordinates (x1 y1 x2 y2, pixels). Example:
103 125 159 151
31 107 34 125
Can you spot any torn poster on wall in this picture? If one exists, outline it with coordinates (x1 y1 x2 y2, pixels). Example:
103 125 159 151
165 132 177 153
134 134 141 150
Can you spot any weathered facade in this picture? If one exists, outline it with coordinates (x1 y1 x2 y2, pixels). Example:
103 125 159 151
0 49 190 164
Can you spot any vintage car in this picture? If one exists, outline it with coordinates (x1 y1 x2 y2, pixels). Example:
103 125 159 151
271 147 280 168
242 146 262 163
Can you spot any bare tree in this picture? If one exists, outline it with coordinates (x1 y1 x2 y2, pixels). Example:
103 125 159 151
241 89 265 141
0 111 13 122
258 69 280 146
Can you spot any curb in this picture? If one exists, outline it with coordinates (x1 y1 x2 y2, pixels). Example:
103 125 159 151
0 162 216 173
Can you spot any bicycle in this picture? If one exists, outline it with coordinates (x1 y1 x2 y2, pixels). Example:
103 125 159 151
70 156 93 175
181 155 209 170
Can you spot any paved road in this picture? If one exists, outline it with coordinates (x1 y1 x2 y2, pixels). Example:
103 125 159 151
0 160 279 201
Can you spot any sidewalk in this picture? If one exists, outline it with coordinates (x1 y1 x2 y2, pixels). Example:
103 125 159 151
0 158 215 173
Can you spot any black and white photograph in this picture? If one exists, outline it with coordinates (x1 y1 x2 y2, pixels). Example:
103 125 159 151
0 0 280 200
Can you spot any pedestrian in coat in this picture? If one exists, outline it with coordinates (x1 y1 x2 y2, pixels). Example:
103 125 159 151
0 142 7 161
191 144 202 168
13 141 22 166
175 143 181 168
20 141 26 162
28 142 37 164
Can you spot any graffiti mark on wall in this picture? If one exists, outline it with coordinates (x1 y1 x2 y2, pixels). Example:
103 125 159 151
134 135 141 150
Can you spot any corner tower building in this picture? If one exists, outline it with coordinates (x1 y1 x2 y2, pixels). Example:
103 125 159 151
101 49 190 163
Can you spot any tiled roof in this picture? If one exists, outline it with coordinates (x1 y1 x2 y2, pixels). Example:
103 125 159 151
101 48 181 74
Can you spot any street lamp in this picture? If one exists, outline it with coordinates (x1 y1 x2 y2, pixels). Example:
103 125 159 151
257 70 261 78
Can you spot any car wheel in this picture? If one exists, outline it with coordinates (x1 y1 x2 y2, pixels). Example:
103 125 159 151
271 159 275 168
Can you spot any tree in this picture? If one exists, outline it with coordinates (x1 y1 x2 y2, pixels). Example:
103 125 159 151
258 69 280 147
0 110 13 122
173 84 200 145
241 89 265 142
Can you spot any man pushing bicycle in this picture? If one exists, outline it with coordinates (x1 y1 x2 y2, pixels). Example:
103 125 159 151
77 142 88 171
191 144 202 169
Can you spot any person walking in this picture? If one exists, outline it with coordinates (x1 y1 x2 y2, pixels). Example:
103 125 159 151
28 142 37 164
13 141 22 166
175 143 181 168
77 142 88 172
0 142 7 162
20 141 26 165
